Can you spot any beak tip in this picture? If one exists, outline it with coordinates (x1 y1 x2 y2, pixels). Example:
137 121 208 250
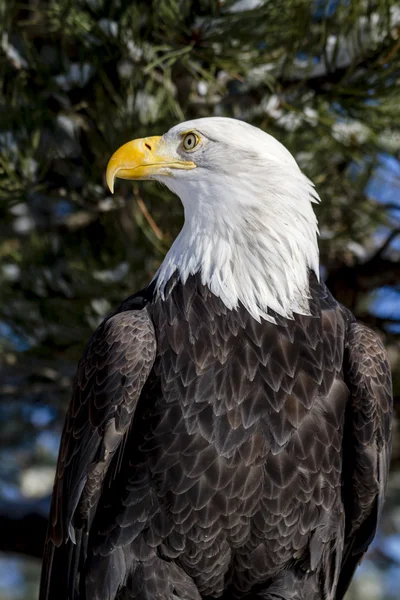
106 169 115 194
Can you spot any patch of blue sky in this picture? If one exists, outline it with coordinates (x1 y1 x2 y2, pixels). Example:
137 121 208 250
54 198 74 218
295 51 321 65
367 154 400 328
312 0 350 21
331 101 347 116
0 322 32 352
370 287 400 332
348 151 400 325
0 480 21 501
372 224 400 255
355 556 375 577
0 401 36 430
384 321 400 335
366 153 400 208
18 402 48 431
35 430 61 460
364 97 380 105
348 153 400 218
0 558 23 598
0 447 27 480
30 405 57 428
382 535 400 563
385 565 400 599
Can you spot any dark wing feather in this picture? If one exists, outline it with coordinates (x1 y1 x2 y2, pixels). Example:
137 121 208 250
337 322 392 600
40 307 156 600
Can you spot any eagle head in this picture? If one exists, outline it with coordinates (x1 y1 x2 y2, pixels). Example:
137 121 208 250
106 117 320 322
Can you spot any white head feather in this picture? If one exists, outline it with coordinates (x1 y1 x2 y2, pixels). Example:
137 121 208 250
154 117 320 322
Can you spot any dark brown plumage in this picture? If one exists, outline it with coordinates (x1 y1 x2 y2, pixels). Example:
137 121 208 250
39 272 392 600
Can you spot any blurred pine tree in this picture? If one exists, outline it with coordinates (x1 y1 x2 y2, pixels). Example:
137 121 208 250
0 1 400 597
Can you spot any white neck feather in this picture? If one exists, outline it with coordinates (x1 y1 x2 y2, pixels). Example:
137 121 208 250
154 140 320 323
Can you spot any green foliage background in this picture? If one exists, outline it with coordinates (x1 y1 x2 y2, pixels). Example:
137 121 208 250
0 1 400 598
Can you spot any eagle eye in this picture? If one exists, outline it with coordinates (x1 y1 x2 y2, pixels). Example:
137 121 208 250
182 132 199 152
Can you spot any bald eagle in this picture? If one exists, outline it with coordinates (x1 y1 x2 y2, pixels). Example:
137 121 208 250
40 118 392 600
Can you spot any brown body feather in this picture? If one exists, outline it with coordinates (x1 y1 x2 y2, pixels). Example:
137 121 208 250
40 273 392 600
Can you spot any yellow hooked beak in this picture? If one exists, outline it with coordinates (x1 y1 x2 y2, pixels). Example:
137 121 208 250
106 136 197 193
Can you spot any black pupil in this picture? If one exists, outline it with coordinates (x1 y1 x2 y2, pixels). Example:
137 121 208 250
187 136 193 146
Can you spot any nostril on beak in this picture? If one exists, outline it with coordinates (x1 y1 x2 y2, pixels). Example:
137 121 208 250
145 143 152 151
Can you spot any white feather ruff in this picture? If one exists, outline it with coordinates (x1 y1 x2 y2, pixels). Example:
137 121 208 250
154 118 320 322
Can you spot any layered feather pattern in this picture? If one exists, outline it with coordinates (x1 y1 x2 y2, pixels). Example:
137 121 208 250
40 273 392 600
